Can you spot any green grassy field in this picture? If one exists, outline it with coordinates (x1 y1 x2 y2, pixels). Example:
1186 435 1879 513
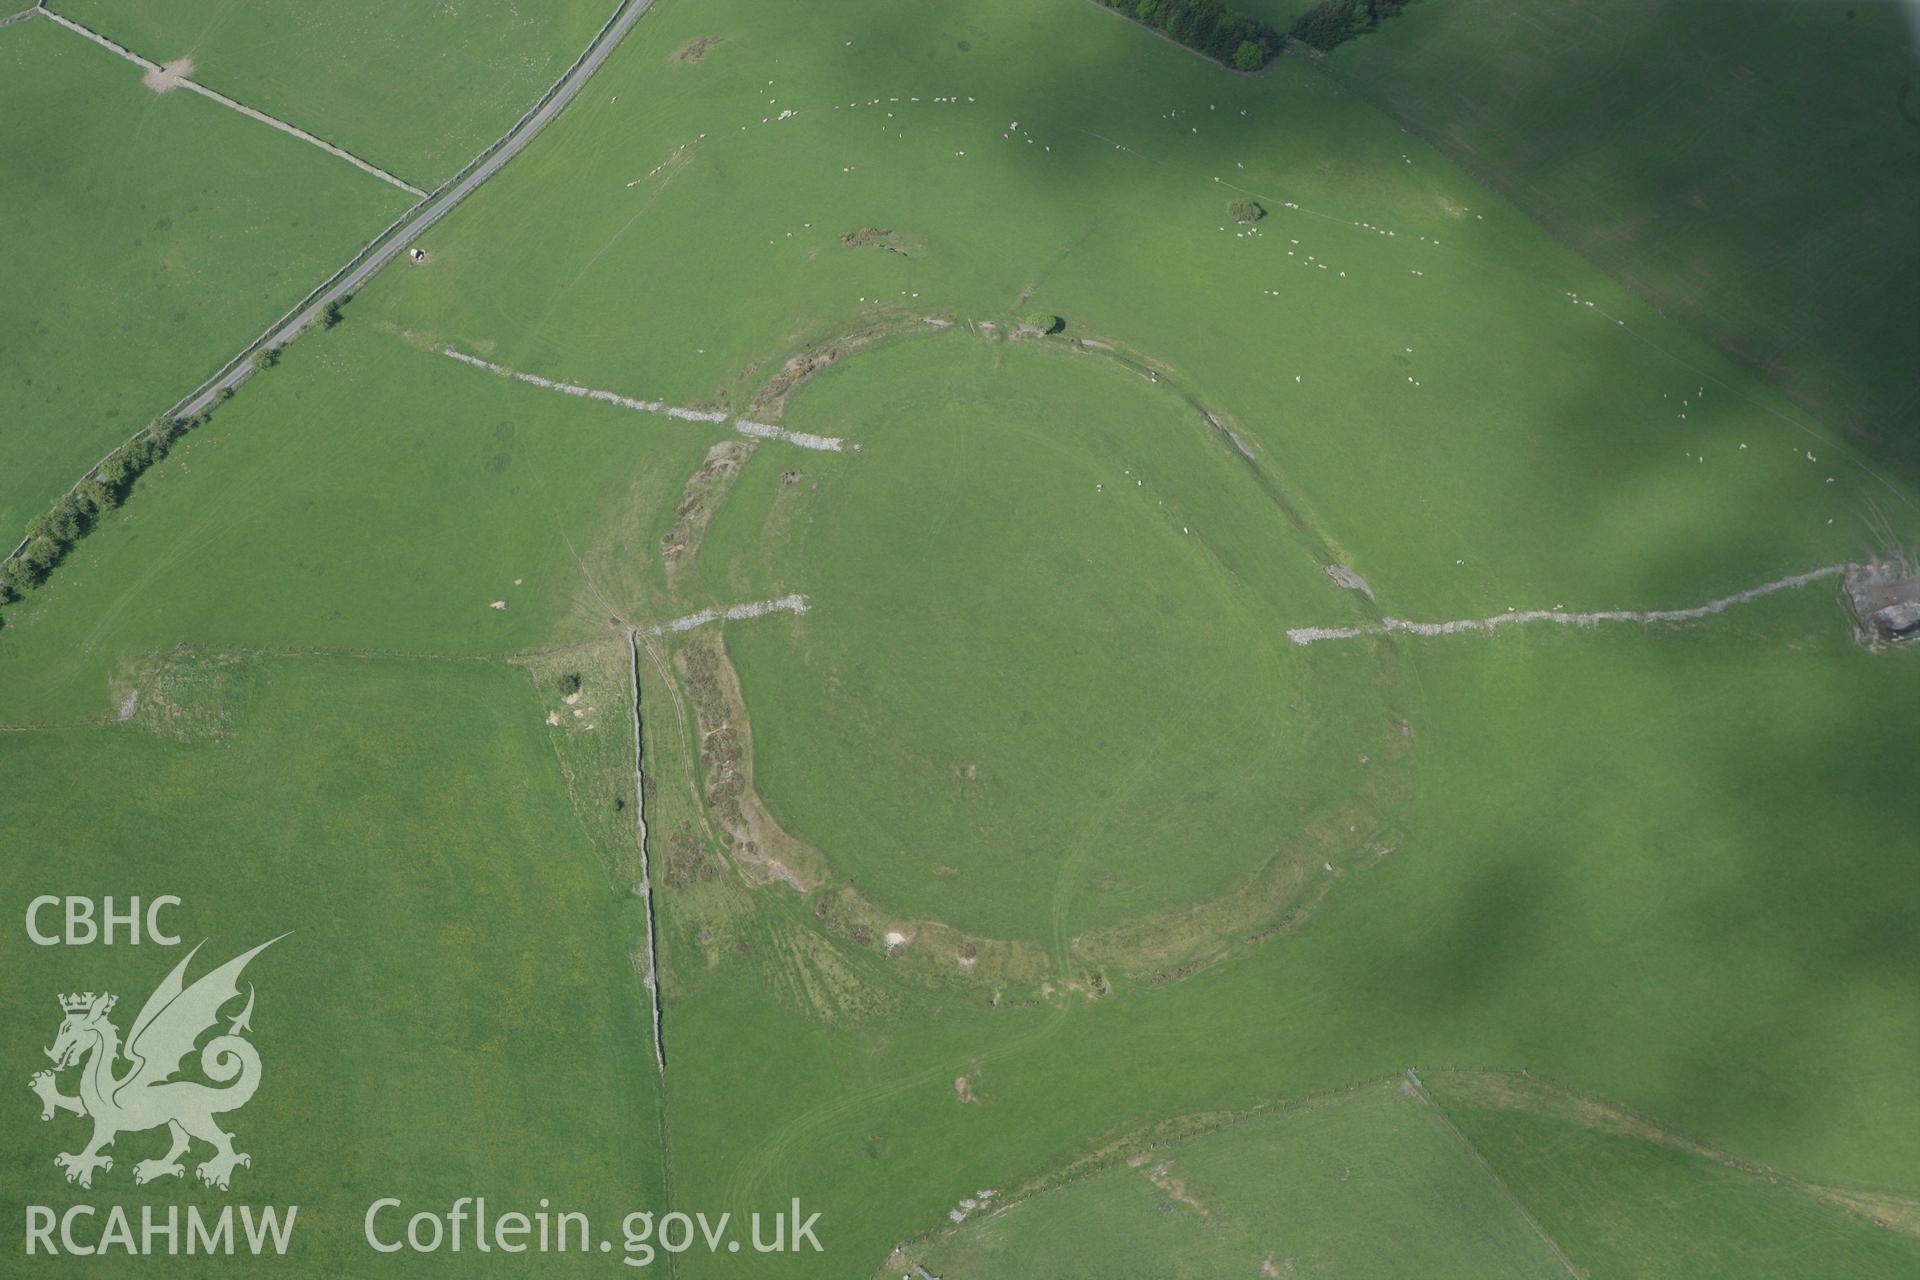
0 318 716 724
0 16 411 543
909 1081 1568 1279
367 0 1911 625
3 0 1915 1275
0 654 666 1275
698 334 1393 940
637 590 1916 1277
53 0 616 186
898 1071 1920 1279
1322 0 1920 478
1425 1072 1920 1279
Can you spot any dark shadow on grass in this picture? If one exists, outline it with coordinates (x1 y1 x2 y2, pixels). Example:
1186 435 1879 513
1315 0 1920 480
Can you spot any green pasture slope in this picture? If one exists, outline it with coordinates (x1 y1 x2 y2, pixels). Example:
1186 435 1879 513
1 0 1915 1275
1425 1073 1920 1279
909 1073 1920 1279
56 0 619 186
0 655 666 1275
0 318 718 724
436 0 1913 1267
911 1082 1569 1279
1322 0 1920 477
645 590 1917 1278
699 336 1391 940
372 0 1912 624
0 16 410 541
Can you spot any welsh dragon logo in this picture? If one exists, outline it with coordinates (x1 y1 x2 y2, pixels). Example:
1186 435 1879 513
29 937 283 1191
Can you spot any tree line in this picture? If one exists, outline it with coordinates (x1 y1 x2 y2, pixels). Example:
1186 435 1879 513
0 297 352 615
1094 0 1285 72
1288 0 1410 53
0 410 208 608
1091 0 1412 71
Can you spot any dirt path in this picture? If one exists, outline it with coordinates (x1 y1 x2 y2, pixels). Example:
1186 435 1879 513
1287 564 1849 646
443 349 855 452
38 8 425 196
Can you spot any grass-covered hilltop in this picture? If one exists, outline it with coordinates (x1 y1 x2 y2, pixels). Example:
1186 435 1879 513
3 0 1916 1276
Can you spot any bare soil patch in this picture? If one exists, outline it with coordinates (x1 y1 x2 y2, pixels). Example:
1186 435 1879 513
143 56 194 93
741 318 936 423
1324 563 1374 598
673 36 724 64
804 882 1049 992
676 630 825 891
660 439 752 589
1145 1160 1213 1221
840 226 920 257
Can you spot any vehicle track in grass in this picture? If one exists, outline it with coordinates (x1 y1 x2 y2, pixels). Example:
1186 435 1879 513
723 992 1079 1220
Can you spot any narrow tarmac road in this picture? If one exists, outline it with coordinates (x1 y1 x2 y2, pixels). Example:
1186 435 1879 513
173 0 655 419
7 0 655 564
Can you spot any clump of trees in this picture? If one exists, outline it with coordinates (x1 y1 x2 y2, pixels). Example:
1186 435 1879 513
1228 197 1265 223
1025 312 1064 335
0 411 202 603
1289 0 1409 52
1094 0 1285 72
1 298 352 611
